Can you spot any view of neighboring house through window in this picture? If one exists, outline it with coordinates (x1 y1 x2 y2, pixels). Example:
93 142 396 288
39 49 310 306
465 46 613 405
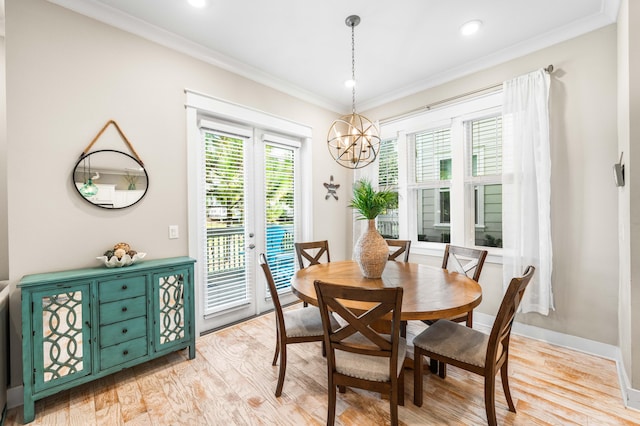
467 116 503 247
413 128 452 243
376 91 503 251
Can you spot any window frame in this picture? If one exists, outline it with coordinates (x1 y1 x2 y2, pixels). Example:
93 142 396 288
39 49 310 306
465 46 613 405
375 91 503 259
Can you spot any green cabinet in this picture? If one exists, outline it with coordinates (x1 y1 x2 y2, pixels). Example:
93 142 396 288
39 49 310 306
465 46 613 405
19 257 196 423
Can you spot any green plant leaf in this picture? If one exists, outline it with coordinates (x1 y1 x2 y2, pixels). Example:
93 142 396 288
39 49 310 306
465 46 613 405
348 178 397 220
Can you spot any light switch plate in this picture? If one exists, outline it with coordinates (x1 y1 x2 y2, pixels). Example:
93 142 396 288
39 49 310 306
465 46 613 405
169 225 179 239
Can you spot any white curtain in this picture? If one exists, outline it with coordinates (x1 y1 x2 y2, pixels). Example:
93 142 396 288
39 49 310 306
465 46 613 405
502 69 554 315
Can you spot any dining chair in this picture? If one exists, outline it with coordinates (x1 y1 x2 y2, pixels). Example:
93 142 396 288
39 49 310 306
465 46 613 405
295 240 330 306
259 253 337 397
314 280 405 426
413 265 535 426
386 239 411 262
425 244 489 377
437 244 488 327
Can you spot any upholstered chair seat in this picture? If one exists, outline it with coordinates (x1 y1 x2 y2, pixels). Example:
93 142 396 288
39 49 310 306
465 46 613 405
335 333 407 382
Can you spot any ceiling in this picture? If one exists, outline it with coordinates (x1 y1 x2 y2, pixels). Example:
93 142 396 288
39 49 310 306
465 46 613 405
49 0 619 113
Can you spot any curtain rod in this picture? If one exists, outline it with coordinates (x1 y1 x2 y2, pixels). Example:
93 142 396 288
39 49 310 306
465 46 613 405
379 64 554 125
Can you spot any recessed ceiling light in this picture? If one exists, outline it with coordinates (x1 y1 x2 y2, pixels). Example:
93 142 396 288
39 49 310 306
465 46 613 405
188 0 207 8
344 79 356 88
460 20 482 36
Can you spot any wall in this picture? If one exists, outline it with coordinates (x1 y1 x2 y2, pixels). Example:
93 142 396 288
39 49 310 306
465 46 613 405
618 0 640 390
5 0 351 388
365 25 620 345
0 35 6 281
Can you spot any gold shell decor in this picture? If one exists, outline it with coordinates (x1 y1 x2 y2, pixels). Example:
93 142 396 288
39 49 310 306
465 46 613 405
114 242 131 252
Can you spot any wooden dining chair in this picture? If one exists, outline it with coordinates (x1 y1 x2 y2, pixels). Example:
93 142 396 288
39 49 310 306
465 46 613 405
437 244 488 327
295 240 330 306
314 280 405 426
425 244 489 377
413 266 535 426
386 239 412 262
259 253 337 397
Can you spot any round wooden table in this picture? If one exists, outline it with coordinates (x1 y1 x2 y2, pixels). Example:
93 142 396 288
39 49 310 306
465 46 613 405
291 260 482 321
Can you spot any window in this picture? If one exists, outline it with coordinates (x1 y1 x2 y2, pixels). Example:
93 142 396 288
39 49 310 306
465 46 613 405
377 91 503 251
376 138 399 239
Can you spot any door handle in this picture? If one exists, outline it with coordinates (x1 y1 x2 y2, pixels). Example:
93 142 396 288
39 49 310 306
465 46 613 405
247 244 256 249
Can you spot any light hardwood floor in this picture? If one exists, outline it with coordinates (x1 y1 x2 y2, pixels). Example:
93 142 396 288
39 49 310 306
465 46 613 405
6 308 640 425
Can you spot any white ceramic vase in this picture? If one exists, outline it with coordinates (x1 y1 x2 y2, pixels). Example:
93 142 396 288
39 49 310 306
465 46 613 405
354 219 389 278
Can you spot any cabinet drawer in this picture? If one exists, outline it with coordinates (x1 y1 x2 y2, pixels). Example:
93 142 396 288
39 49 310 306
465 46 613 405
99 276 146 303
99 296 146 325
100 336 148 370
100 316 147 348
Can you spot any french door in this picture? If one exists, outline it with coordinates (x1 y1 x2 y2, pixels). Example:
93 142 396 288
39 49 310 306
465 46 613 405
196 119 301 332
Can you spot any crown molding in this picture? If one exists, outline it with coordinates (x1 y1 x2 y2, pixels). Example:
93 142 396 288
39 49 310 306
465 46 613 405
46 0 344 114
359 0 620 111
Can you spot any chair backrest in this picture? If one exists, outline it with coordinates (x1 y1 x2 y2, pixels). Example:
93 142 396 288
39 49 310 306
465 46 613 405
386 239 412 262
486 266 535 370
295 240 330 269
442 244 488 282
259 253 286 335
314 281 403 374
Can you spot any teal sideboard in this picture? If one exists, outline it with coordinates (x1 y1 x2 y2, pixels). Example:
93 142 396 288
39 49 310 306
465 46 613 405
19 256 196 423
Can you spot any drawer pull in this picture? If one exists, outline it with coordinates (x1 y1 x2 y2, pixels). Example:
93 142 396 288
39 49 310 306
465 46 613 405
122 307 128 312
123 350 129 355
122 328 128 334
122 284 128 290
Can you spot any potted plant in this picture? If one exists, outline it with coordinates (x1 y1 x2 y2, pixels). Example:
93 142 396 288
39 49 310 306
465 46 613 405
349 178 396 278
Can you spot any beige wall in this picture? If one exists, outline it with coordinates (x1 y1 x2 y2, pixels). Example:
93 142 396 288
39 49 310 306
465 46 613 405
365 25 620 345
618 0 640 389
5 0 352 386
0 36 6 281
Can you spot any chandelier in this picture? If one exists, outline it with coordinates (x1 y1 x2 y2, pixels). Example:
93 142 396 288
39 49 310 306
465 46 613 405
327 15 381 169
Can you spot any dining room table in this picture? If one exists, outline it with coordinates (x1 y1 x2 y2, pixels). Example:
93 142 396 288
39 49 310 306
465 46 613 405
290 259 483 322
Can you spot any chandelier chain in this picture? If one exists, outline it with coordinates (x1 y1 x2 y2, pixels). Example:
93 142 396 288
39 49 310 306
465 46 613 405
351 20 356 114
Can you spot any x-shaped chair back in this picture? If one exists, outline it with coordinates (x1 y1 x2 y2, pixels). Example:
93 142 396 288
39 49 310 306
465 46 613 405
442 244 488 282
386 239 411 262
295 240 330 269
314 281 403 361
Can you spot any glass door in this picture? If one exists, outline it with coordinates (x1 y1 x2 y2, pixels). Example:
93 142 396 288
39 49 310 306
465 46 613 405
197 122 300 332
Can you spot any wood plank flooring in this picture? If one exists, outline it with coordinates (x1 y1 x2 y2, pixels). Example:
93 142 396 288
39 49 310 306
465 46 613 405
6 307 640 425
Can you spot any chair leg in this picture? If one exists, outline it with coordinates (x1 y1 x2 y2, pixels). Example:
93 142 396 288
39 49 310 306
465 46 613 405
429 358 438 374
303 301 308 307
413 349 424 407
390 380 399 426
501 361 516 412
400 320 407 338
327 378 337 426
338 385 346 393
438 361 447 379
397 368 405 406
271 335 280 366
275 344 287 397
484 374 497 426
322 340 327 357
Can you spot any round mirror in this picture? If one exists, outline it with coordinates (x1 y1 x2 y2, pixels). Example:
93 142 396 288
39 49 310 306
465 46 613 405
72 149 149 209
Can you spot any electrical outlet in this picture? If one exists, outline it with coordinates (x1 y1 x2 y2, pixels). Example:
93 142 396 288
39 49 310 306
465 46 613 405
169 225 179 239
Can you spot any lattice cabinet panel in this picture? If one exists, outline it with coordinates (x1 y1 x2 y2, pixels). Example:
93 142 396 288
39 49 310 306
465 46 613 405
20 257 196 423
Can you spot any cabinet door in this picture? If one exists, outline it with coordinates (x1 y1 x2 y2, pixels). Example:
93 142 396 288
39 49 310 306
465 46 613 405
32 284 92 392
153 268 192 352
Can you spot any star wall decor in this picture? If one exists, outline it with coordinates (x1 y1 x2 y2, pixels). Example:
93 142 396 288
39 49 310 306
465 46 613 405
324 175 340 201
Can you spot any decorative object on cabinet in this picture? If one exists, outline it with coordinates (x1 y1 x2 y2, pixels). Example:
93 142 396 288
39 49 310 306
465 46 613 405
98 242 146 268
349 178 397 278
19 256 196 423
323 175 340 200
72 120 149 209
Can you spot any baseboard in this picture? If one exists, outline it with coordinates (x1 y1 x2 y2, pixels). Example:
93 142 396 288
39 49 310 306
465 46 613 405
474 312 639 411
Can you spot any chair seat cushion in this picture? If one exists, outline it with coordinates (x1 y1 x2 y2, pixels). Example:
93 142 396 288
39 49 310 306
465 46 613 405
335 333 407 382
284 307 336 338
413 320 501 368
